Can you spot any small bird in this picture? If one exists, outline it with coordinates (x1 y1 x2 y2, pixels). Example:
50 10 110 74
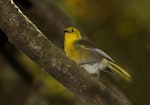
64 26 131 81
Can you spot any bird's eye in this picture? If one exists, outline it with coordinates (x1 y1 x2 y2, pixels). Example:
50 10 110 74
71 29 74 32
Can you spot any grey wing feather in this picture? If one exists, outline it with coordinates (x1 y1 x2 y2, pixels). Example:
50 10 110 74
91 48 114 61
74 39 114 62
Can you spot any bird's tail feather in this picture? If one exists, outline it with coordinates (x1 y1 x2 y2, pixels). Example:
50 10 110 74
106 60 131 81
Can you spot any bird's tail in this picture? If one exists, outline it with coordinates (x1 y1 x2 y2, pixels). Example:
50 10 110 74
105 59 131 81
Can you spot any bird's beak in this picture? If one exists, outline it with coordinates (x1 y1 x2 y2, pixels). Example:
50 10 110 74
64 29 69 33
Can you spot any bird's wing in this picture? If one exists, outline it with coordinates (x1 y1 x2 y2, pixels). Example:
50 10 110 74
74 39 114 61
91 48 114 61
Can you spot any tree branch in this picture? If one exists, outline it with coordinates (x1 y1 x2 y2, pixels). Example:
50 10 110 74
0 0 133 105
14 0 78 48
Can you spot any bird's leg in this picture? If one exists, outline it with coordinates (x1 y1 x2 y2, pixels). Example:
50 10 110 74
97 70 100 80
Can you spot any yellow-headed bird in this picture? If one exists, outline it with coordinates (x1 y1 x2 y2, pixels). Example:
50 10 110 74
64 26 131 81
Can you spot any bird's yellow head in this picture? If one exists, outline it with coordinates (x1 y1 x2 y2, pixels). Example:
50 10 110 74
64 27 82 43
64 27 83 61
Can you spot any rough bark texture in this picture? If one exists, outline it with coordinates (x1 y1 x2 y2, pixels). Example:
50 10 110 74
14 0 79 48
0 0 133 105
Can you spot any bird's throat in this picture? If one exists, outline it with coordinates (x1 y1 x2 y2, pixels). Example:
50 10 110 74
64 35 80 63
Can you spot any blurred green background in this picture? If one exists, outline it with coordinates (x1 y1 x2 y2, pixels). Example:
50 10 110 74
1 0 150 105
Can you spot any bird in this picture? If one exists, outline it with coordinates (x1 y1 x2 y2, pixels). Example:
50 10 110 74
64 26 131 81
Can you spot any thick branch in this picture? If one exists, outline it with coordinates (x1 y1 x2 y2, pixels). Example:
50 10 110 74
14 0 78 48
0 0 133 105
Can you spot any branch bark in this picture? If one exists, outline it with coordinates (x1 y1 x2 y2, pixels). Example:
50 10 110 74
14 0 79 48
0 0 133 105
